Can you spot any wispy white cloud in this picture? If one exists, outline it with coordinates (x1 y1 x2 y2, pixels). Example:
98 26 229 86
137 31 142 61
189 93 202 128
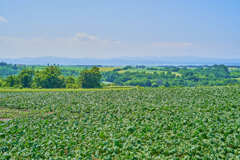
0 33 123 58
75 32 98 41
73 32 121 45
0 16 8 23
0 33 205 58
0 33 120 46
152 42 192 48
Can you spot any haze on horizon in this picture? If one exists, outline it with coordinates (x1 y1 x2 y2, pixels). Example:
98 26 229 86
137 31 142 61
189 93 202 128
0 0 240 59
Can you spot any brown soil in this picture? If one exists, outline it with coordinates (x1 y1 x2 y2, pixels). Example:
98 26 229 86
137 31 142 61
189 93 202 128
0 118 12 121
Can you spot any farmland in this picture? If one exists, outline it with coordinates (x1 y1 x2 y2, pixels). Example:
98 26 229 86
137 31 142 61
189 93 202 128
2 63 240 88
1 87 240 159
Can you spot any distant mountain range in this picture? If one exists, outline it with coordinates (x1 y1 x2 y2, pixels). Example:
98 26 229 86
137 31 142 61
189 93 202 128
1 56 240 66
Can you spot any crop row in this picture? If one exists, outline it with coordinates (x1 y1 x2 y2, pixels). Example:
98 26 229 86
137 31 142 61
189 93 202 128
1 87 240 159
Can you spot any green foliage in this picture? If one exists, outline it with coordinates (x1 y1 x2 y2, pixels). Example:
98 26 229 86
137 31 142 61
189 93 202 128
102 65 239 87
65 76 78 88
0 63 25 78
0 79 3 87
4 75 19 88
18 68 34 88
34 66 65 88
79 66 102 88
1 63 240 88
1 86 240 159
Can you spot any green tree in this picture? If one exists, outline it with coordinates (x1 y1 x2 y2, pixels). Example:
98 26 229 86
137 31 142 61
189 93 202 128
79 66 102 88
34 66 65 88
18 68 34 88
65 76 77 88
164 82 170 87
5 75 19 87
0 78 4 87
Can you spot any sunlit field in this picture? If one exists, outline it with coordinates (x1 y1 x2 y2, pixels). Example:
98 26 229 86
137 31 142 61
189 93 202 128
1 86 240 159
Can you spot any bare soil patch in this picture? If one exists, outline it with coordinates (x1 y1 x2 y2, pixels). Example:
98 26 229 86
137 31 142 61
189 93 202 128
0 118 12 122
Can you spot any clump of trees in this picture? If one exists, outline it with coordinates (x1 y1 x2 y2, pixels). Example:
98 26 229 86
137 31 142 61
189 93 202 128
33 66 65 88
79 66 101 88
1 66 102 89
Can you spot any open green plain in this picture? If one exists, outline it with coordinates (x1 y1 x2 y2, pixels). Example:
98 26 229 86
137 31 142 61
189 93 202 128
1 87 240 159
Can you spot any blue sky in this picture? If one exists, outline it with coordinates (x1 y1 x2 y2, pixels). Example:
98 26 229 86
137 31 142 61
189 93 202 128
0 0 240 58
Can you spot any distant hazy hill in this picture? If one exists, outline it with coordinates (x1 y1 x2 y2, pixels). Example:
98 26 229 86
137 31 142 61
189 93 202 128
1 56 240 66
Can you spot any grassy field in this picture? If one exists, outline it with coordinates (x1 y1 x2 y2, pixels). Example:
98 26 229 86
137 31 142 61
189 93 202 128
99 67 117 72
1 87 240 159
117 69 182 76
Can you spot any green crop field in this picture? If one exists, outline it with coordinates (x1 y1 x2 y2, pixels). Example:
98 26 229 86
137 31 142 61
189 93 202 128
1 87 240 159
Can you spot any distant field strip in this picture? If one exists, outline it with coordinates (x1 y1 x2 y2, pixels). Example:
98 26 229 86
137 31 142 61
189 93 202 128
0 86 134 92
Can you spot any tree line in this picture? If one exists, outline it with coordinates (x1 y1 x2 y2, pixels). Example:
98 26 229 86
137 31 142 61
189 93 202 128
0 63 240 88
0 66 102 88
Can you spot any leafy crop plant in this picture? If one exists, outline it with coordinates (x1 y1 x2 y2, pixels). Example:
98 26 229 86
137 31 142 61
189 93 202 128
1 86 240 159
